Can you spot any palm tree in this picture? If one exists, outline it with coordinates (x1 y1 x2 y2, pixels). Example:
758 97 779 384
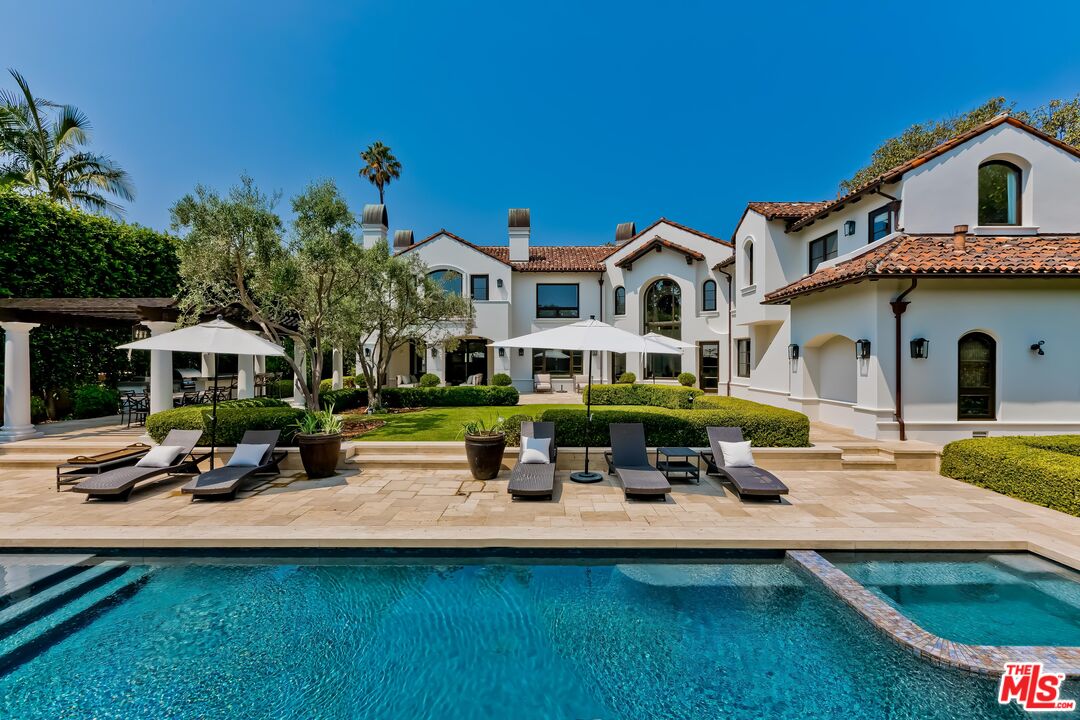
0 68 133 215
358 141 401 205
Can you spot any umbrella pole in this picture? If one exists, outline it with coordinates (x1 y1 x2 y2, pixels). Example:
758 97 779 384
210 358 219 470
570 349 602 483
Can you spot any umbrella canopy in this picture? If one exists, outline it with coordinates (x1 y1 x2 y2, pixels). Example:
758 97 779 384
491 318 682 355
642 332 697 350
118 316 287 356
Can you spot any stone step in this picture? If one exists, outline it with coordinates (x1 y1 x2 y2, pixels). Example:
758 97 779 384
0 561 128 640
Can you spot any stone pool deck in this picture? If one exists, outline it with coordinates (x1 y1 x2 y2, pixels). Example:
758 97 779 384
0 460 1077 570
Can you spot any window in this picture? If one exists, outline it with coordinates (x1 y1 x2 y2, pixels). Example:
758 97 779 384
536 283 579 318
470 274 489 301
808 231 838 273
702 279 717 311
643 279 682 378
611 352 626 380
532 348 582 377
978 161 1021 225
408 341 426 378
736 339 751 378
744 242 754 286
613 286 626 316
428 269 462 296
958 332 996 420
868 205 892 243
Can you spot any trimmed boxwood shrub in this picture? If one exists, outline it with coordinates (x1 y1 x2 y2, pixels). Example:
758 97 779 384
941 436 1080 516
146 398 302 446
320 387 367 410
269 379 295 398
383 385 519 408
677 372 696 387
319 375 362 392
491 373 512 387
539 398 809 448
72 384 120 419
617 372 636 384
501 413 536 447
582 383 703 409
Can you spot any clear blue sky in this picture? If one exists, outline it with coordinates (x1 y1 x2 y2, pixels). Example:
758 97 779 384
5 1 1079 246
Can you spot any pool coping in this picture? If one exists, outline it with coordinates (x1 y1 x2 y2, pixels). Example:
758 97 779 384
787 550 1080 679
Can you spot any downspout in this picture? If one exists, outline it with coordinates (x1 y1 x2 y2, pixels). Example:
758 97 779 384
890 278 917 441
598 273 605 381
716 265 734 396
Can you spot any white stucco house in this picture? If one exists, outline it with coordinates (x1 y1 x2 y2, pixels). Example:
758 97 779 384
728 115 1080 442
357 208 733 394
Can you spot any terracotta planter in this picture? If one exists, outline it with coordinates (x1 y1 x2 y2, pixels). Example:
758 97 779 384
297 432 342 478
464 433 506 480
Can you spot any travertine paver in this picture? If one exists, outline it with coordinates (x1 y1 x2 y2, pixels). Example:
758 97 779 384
0 461 1077 567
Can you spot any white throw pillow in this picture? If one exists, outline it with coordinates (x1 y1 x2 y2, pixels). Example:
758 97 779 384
717 440 755 468
136 445 184 468
520 436 551 464
227 443 271 467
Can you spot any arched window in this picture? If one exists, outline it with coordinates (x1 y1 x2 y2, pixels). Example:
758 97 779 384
428 269 462 296
702 279 717 311
614 286 626 316
744 241 754 287
978 161 1021 226
644 279 682 378
958 332 996 420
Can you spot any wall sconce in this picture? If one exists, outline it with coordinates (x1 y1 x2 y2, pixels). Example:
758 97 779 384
787 344 800 360
497 347 505 358
855 339 871 359
1030 340 1045 356
517 348 524 357
364 347 372 358
430 348 438 358
132 324 151 341
496 278 504 288
909 338 929 359
844 220 856 236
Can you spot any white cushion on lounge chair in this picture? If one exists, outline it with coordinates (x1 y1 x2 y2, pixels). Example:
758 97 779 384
520 436 550 464
227 443 270 467
136 445 184 468
717 440 755 468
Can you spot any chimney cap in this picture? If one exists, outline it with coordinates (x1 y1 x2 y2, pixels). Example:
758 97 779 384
362 204 388 227
393 229 414 250
615 222 636 244
953 224 969 234
508 208 531 228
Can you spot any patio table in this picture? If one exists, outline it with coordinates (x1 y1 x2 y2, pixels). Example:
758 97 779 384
655 446 701 484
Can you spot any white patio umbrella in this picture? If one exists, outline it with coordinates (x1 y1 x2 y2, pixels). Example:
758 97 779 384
118 316 288 469
642 332 697 383
491 317 679 483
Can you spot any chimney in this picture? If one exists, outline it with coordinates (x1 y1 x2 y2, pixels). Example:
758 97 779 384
393 229 414 251
508 208 530 262
953 224 969 253
361 204 389 249
615 221 636 245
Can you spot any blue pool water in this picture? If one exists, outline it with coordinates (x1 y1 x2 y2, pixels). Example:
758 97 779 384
826 552 1080 647
0 555 1067 719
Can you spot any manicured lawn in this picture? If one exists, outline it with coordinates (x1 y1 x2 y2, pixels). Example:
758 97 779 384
352 404 583 441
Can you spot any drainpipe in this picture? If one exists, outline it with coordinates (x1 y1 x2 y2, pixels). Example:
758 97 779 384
890 278 918 441
716 265 734 396
597 274 605 381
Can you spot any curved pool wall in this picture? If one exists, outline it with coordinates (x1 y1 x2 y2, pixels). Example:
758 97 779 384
0 553 1066 719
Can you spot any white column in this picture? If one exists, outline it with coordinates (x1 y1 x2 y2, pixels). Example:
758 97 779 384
292 343 307 407
0 322 42 442
332 348 344 389
144 321 176 415
254 355 266 374
201 352 216 378
354 351 362 376
237 354 255 399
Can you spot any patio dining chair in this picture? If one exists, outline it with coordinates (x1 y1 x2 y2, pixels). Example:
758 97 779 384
533 373 552 393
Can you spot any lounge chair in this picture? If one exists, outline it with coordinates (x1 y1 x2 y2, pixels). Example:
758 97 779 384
73 429 207 501
508 422 557 499
533 373 552 393
459 373 483 387
181 430 287 501
396 374 418 388
606 423 671 499
700 426 788 502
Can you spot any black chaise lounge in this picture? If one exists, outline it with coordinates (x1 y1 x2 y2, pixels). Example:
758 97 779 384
701 426 788 502
508 421 557 500
73 429 206 501
181 430 287 501
606 423 671 499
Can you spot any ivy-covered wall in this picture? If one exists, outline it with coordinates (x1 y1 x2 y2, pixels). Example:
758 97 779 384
0 190 179 415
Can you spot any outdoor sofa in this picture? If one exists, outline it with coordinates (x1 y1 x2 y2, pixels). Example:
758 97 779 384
605 423 671 499
181 429 287 501
700 426 788 502
73 429 207 501
508 421 557 500
533 373 552 393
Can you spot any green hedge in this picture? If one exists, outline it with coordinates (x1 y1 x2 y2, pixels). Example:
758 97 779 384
319 376 362 392
941 436 1080 516
146 398 302 446
383 385 519 408
539 399 809 448
320 387 367 410
583 383 703 409
72 385 120 419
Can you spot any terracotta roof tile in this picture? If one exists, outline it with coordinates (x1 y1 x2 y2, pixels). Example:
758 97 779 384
477 245 610 272
746 201 832 220
763 234 1080 303
614 236 705 269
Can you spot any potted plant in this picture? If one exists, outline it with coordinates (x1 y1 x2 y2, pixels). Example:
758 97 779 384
460 415 506 480
293 402 344 478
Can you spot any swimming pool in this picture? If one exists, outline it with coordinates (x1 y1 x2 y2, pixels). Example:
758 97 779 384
0 553 1062 719
825 551 1080 647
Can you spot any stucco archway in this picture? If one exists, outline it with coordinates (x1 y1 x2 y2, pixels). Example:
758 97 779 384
803 333 857 403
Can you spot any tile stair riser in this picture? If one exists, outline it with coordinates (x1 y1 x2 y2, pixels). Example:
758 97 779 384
0 561 128 639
